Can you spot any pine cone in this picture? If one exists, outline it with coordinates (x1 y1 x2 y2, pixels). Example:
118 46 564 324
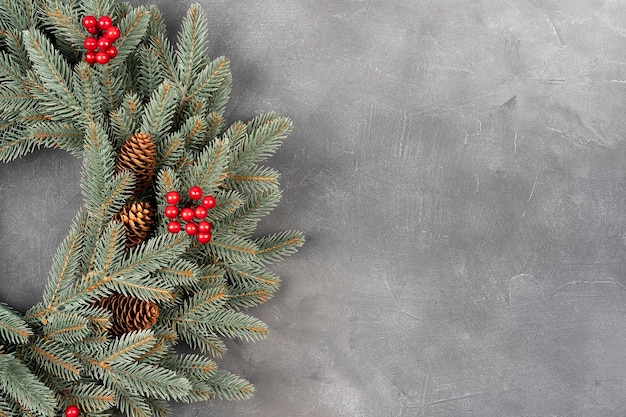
95 294 159 337
115 201 154 248
116 132 157 192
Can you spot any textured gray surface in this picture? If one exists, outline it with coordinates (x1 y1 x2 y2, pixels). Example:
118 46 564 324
3 0 626 416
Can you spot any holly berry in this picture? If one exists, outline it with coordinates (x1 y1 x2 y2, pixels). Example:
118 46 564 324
83 37 97 51
197 232 212 244
65 405 80 417
185 222 198 236
95 51 109 65
164 205 179 219
189 186 203 200
194 206 208 219
97 36 111 50
87 26 99 35
201 195 216 209
106 26 121 41
106 46 118 58
85 51 97 64
97 15 113 30
198 221 212 233
167 221 181 234
166 191 181 205
180 207 195 222
82 16 97 29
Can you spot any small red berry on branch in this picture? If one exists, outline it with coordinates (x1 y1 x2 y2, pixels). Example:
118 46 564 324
83 37 97 51
166 191 180 205
97 15 112 30
167 221 181 234
107 46 118 58
194 206 207 219
106 26 121 41
201 195 216 209
185 222 198 236
95 51 109 65
84 51 96 64
189 186 203 200
65 405 80 417
164 206 179 219
180 207 195 222
197 232 212 244
198 221 212 233
82 15 97 29
97 36 111 50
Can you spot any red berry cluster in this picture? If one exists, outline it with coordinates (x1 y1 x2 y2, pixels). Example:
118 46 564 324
164 186 216 244
81 15 120 65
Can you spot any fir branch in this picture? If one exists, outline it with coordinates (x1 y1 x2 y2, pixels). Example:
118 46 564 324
229 113 293 170
218 188 282 236
204 369 254 401
80 0 115 22
138 46 164 102
109 93 144 147
206 232 258 264
112 6 150 67
176 4 208 89
63 383 116 414
22 29 79 113
74 62 103 124
0 353 56 417
42 312 90 345
27 338 82 382
155 260 200 288
0 304 32 345
139 82 179 143
94 63 124 116
102 362 191 400
175 328 226 358
254 230 305 265
27 121 84 157
44 2 85 52
225 165 281 194
182 137 229 193
186 57 230 102
156 131 185 169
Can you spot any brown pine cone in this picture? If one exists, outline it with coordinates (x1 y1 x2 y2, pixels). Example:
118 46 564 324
115 201 154 248
116 132 157 193
95 294 159 337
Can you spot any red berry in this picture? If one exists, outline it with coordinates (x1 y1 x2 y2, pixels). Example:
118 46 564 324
97 36 111 50
180 207 195 222
201 195 216 209
97 15 113 30
82 16 97 29
185 222 198 236
83 37 97 51
106 26 121 41
167 221 181 234
106 46 118 58
198 221 212 233
85 51 97 64
166 191 180 205
95 51 109 65
194 205 208 219
197 232 212 244
65 405 80 417
87 26 99 35
164 205 179 219
189 186 203 200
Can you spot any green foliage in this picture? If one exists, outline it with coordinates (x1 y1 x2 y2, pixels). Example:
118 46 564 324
0 1 303 416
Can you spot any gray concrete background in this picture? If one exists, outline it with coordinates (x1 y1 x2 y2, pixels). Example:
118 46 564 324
2 0 626 416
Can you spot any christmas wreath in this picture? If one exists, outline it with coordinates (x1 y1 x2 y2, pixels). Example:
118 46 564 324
0 1 304 416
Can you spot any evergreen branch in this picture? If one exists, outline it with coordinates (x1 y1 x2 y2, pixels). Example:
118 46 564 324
156 260 200 288
110 93 143 147
225 165 281 194
204 369 254 401
146 398 170 417
176 4 208 88
138 46 164 102
104 362 191 400
218 188 282 235
96 331 156 367
156 131 185 169
226 286 273 310
182 137 229 193
113 7 150 67
93 221 125 277
80 0 115 22
27 339 82 382
74 62 103 123
28 122 84 156
254 230 305 265
0 304 32 344
0 353 56 417
140 82 179 143
230 114 293 169
4 31 30 71
42 312 89 344
44 3 85 51
224 264 280 290
64 383 116 414
166 287 229 322
186 57 230 102
160 354 217 379
22 29 79 112
174 328 225 358
206 232 258 264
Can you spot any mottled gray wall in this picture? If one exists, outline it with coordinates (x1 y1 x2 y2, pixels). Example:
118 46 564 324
3 0 626 416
